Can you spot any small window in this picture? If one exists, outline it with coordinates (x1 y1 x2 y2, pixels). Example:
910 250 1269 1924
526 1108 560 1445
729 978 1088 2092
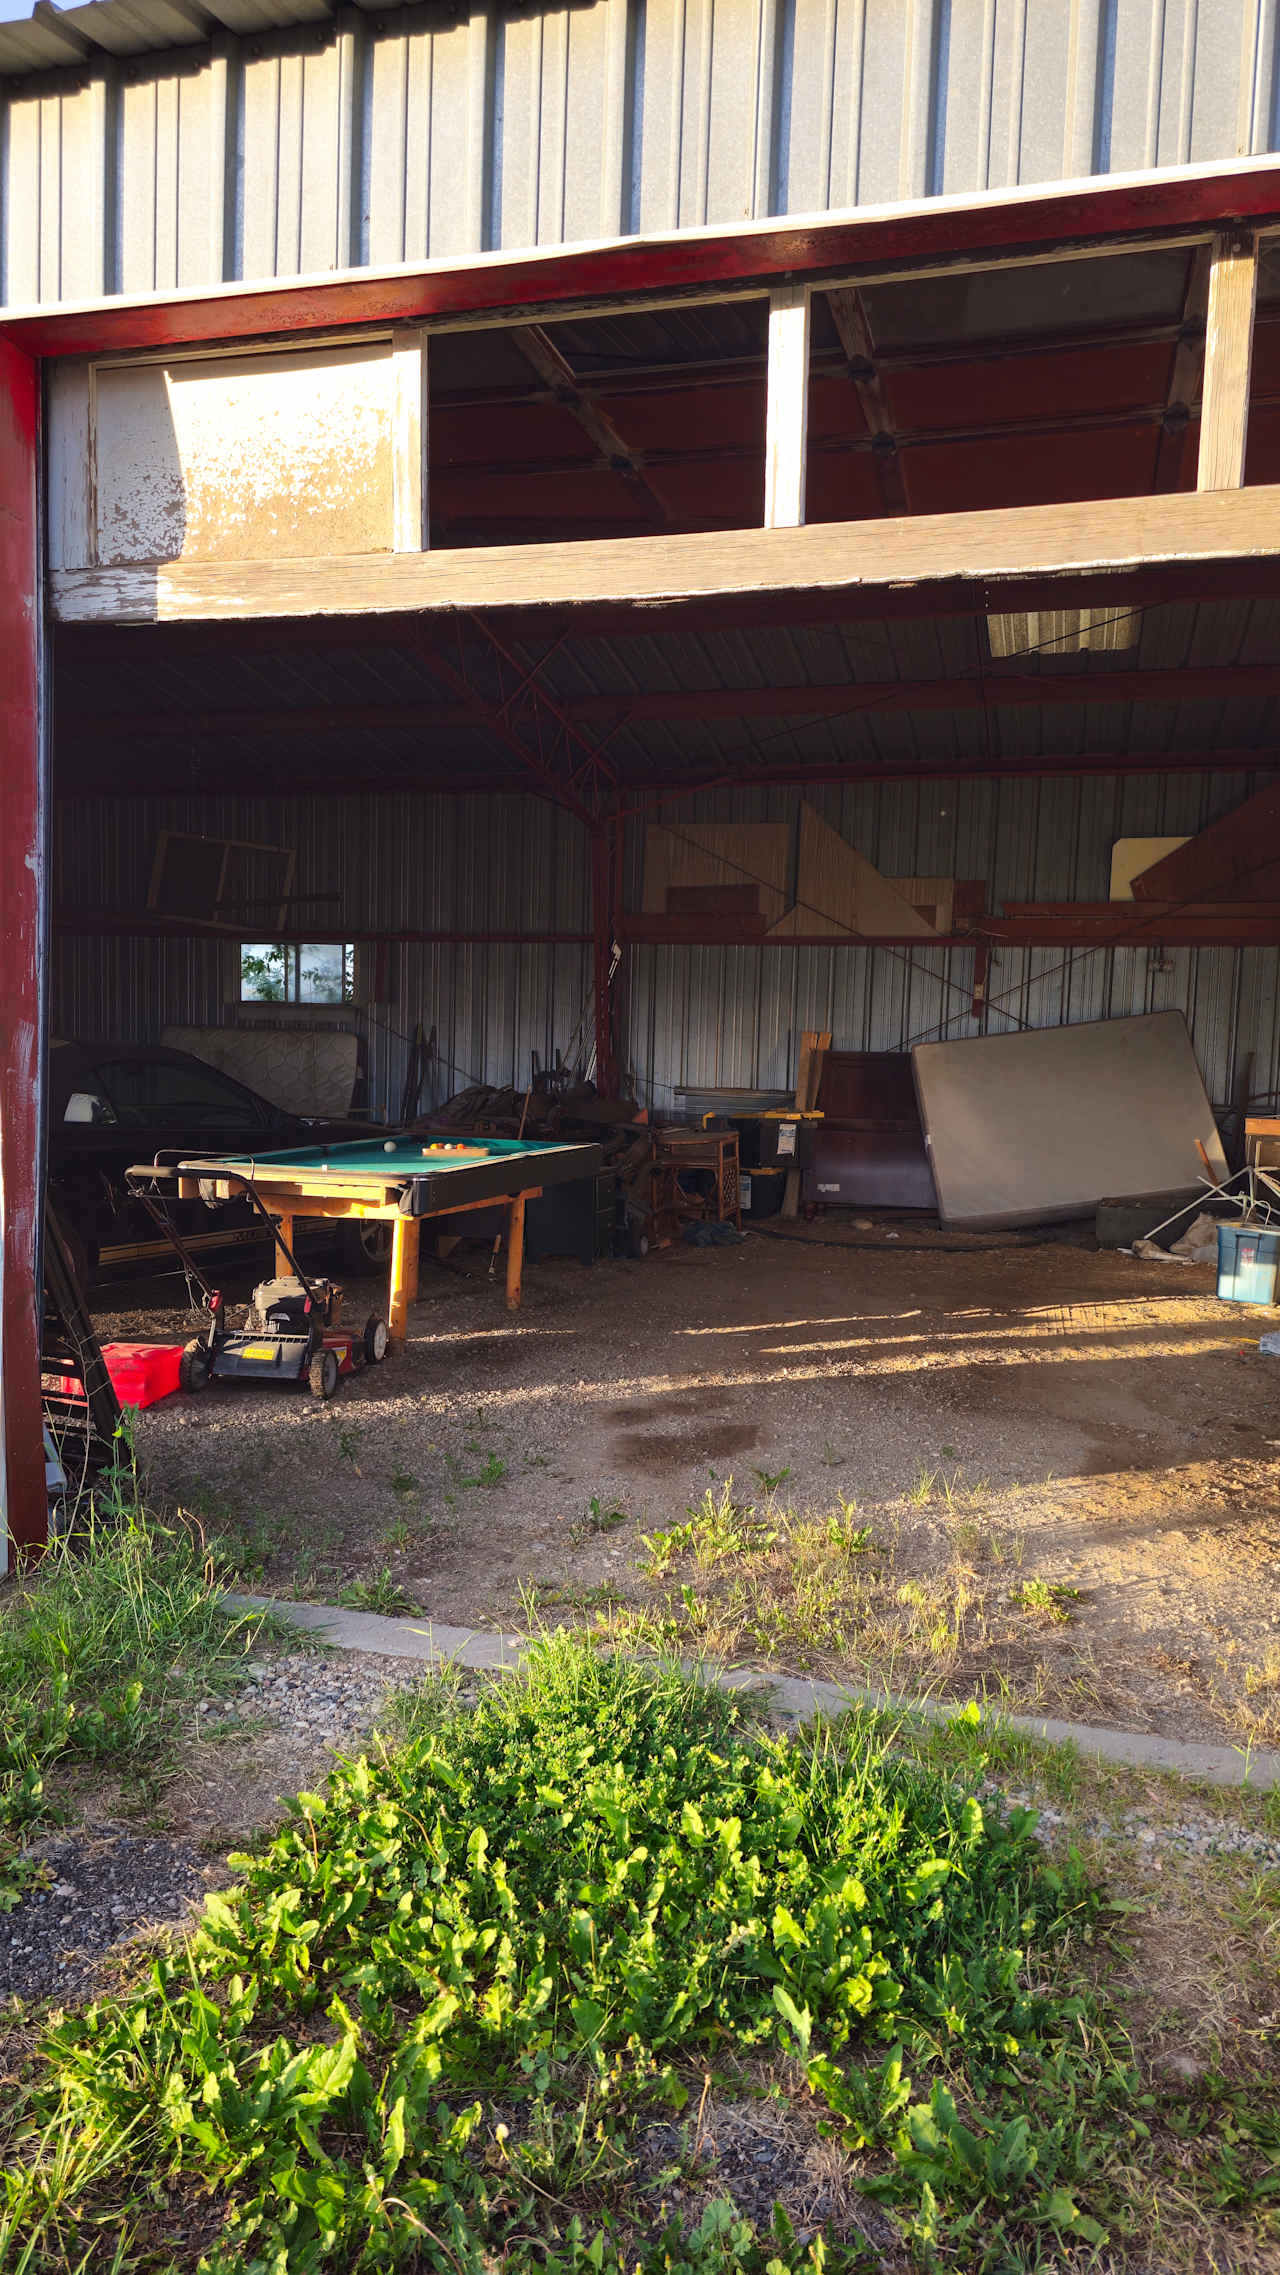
240 943 357 1005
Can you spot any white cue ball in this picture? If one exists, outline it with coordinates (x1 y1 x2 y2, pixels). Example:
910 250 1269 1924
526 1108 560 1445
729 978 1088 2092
383 1139 396 1152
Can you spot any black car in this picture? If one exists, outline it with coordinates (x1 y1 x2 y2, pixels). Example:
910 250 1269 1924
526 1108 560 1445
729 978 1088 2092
49 1039 393 1282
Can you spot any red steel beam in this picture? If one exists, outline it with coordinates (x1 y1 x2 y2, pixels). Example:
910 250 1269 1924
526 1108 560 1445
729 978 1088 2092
53 914 592 945
61 662 1280 745
623 912 1280 947
0 339 47 1559
8 158 1280 359
53 748 1279 801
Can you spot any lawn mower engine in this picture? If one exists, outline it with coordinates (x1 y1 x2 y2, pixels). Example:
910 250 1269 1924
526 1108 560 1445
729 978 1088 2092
179 1275 390 1399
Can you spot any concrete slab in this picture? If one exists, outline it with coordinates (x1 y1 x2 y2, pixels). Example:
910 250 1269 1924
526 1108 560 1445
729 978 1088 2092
227 1594 1280 1791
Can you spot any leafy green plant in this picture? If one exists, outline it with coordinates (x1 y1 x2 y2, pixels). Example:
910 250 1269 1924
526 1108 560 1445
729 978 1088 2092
337 1570 420 1616
388 1469 418 1498
1015 1579 1083 1625
4 1638 1136 2272
752 1464 792 1495
585 1496 630 1533
458 1450 508 1489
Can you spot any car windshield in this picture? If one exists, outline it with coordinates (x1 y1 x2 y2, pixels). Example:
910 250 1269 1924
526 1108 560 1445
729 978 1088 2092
90 1057 275 1131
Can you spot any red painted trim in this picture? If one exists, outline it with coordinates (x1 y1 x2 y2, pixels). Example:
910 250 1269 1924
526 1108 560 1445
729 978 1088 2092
0 339 47 1557
6 160 1280 359
52 914 592 946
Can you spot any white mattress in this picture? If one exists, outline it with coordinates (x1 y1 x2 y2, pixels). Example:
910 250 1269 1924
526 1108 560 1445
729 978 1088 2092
911 1011 1227 1230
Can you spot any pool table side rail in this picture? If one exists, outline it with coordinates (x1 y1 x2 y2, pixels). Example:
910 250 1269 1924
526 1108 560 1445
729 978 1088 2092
173 1140 605 1219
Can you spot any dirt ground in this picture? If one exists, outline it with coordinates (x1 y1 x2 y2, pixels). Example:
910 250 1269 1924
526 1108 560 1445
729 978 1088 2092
94 1214 1280 1747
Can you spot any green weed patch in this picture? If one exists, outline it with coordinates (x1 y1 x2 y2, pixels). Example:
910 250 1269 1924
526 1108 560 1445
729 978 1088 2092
4 1641 1151 2273
0 1464 268 1908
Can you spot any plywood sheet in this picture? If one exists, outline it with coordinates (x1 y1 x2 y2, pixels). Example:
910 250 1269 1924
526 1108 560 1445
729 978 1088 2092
642 822 789 927
893 876 956 933
768 803 937 939
911 1011 1227 1230
1109 836 1189 899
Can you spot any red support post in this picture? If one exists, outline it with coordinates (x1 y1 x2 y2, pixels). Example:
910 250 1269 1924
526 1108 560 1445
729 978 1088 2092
0 339 47 1562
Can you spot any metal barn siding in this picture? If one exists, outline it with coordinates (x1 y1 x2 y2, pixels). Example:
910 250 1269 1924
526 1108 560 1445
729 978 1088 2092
4 0 1279 304
52 792 593 1118
621 769 1280 1112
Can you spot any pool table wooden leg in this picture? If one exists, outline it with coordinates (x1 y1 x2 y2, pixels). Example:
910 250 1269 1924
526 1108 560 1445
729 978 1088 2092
505 1194 527 1311
389 1214 420 1347
274 1213 294 1279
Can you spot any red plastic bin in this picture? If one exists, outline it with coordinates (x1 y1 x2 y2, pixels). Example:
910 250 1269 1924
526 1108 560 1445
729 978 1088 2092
43 1342 185 1410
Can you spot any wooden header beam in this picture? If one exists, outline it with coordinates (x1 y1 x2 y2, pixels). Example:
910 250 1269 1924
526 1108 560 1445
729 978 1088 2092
49 483 1280 629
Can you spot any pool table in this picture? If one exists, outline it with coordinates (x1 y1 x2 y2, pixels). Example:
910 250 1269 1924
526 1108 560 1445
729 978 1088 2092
173 1135 604 1345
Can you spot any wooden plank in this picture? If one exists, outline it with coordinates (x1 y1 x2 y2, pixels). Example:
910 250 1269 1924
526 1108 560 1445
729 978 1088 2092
51 484 1280 627
768 802 938 938
642 821 789 926
391 326 429 551
764 286 810 529
782 1028 829 1216
1197 229 1258 492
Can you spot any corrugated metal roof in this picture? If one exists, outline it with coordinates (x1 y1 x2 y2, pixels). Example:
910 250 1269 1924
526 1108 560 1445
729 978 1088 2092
52 593 1280 801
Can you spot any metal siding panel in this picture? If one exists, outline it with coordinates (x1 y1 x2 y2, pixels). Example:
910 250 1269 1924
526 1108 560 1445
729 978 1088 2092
7 0 1280 302
118 57 219 294
51 790 592 1118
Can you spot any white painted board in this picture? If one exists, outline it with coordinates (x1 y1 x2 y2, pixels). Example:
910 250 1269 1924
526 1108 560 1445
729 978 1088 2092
911 1012 1228 1230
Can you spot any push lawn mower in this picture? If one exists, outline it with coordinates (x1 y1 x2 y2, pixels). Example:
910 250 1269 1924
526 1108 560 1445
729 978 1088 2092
125 1162 389 1400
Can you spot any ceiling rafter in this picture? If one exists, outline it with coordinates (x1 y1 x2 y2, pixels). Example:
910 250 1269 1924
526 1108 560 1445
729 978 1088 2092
509 325 670 524
54 744 1279 801
66 657 1280 743
1153 243 1212 492
825 286 908 514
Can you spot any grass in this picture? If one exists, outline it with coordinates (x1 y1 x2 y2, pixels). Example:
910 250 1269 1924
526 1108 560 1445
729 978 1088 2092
0 1437 270 1910
6 1637 1278 2271
613 1477 1007 1690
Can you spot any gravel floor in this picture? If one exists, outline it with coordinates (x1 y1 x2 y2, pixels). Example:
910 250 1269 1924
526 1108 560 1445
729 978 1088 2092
99 1223 1280 1746
981 1787 1280 1865
0 1647 446 2010
0 1828 209 2006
